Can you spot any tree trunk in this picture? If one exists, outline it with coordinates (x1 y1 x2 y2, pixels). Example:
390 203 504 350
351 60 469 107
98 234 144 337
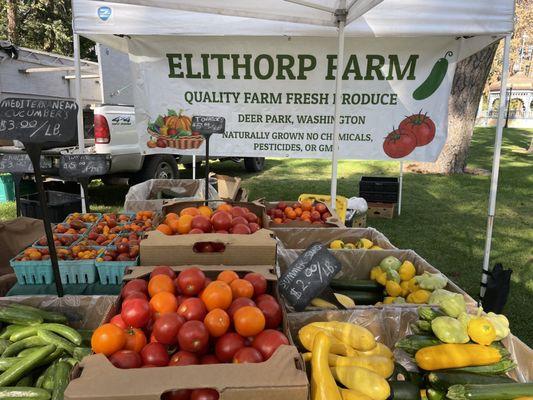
408 42 499 174
6 0 18 44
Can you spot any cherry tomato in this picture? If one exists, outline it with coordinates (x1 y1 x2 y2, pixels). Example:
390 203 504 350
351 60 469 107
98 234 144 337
178 321 209 353
168 350 199 366
153 313 185 345
252 329 289 360
243 273 267 297
109 349 142 369
121 298 151 328
178 298 207 321
215 332 245 363
140 342 169 366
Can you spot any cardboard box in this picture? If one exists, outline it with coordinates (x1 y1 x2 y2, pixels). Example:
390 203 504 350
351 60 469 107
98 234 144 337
273 227 396 250
66 265 309 400
211 174 244 201
367 202 395 219
277 248 477 308
286 307 533 383
141 201 277 266
265 201 344 228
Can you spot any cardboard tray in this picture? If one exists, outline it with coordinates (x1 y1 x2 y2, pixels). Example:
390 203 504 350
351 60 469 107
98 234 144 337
286 307 533 383
273 227 396 250
265 201 345 228
276 248 477 307
141 201 277 266
66 265 308 400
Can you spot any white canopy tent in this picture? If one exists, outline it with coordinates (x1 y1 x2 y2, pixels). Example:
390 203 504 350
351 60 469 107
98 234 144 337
71 0 514 300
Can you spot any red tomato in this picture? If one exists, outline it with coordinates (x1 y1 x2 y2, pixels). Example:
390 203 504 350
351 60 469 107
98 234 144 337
254 294 276 304
178 321 209 353
314 203 328 214
200 354 220 364
109 349 142 369
140 342 169 366
230 206 246 218
215 332 246 363
191 215 212 233
383 128 417 158
231 224 251 235
189 228 204 234
256 299 282 329
121 298 151 328
178 298 207 321
124 328 147 353
244 213 258 224
122 279 148 298
230 216 248 227
227 297 256 319
177 268 206 296
122 291 148 305
248 223 260 233
191 389 219 400
153 313 185 345
150 266 176 280
110 314 127 329
211 211 232 231
276 202 287 211
321 212 332 222
399 112 436 146
252 329 289 360
244 273 267 297
233 347 264 364
168 350 199 366
162 390 192 400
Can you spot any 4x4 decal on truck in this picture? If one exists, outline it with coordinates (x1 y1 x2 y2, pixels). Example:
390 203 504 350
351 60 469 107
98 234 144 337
111 116 132 126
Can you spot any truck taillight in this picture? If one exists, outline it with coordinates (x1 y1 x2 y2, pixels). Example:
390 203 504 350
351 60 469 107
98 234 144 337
94 114 110 144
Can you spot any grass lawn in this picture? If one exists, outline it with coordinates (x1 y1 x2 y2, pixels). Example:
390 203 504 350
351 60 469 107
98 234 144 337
1 127 532 345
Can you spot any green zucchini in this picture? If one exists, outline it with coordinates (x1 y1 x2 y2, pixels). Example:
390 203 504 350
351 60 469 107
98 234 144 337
0 344 55 387
2 336 46 357
415 320 432 333
447 383 533 400
418 307 444 321
428 371 515 392
395 335 442 355
389 381 421 400
427 388 445 400
330 279 382 292
334 289 384 305
0 358 20 372
412 51 453 100
51 361 72 400
448 359 516 375
0 387 51 399
36 330 75 355
0 308 43 326
7 304 67 324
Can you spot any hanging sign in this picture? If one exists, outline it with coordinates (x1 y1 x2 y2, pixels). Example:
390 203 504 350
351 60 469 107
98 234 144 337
128 36 459 161
0 153 51 174
59 154 110 179
191 116 225 136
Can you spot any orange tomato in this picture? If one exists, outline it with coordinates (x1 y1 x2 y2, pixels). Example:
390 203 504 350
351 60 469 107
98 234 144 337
148 274 176 297
180 207 200 217
233 306 265 337
284 207 294 217
156 224 173 235
217 203 233 213
167 219 181 234
273 218 283 224
301 201 313 212
294 207 303 217
204 308 230 337
286 209 297 220
124 328 147 353
230 279 254 299
149 291 178 314
91 323 126 355
177 214 194 234
164 212 179 225
197 206 213 218
217 270 239 284
201 281 233 311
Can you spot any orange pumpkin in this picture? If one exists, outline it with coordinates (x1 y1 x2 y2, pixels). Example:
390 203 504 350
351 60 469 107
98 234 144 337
166 114 192 131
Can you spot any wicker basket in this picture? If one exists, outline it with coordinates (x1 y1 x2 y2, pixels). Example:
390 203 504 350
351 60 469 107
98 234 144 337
148 130 204 149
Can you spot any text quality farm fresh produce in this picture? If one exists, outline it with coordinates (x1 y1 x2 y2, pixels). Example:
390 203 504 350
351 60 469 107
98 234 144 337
92 267 289 369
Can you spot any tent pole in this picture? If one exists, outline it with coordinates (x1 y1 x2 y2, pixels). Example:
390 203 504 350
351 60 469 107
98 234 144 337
398 161 403 216
73 33 87 213
330 3 346 211
480 34 511 300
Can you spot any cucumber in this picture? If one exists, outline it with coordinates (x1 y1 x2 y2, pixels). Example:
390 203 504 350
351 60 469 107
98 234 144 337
0 339 10 354
412 51 453 100
37 348 64 368
0 387 51 399
395 335 442 355
334 289 384 305
2 336 46 357
330 279 382 292
0 325 26 339
447 383 533 400
428 371 515 392
448 359 517 375
36 330 75 355
17 347 44 358
389 381 421 400
38 324 82 346
0 358 20 372
0 308 43 326
39 363 57 391
7 305 67 324
427 388 445 400
51 361 72 400
0 344 55 387
15 374 33 387
10 327 38 342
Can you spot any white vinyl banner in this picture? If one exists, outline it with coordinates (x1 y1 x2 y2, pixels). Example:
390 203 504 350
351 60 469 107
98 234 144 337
128 36 459 161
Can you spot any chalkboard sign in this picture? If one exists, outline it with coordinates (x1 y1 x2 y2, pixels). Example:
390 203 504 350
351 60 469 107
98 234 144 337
192 116 225 135
59 154 110 179
279 243 342 311
0 98 78 146
0 153 52 174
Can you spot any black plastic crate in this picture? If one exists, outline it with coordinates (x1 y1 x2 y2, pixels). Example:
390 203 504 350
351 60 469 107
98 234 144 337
20 190 82 223
359 177 399 203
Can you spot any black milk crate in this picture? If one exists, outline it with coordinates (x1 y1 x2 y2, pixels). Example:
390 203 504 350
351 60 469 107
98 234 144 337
20 190 82 223
359 177 399 203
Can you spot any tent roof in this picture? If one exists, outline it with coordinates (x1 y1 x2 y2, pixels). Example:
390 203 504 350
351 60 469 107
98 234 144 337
73 0 515 38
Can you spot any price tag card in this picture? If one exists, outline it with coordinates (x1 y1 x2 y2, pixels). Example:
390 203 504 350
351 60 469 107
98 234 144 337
0 153 51 174
278 243 342 311
59 154 110 179
191 116 225 136
0 98 78 147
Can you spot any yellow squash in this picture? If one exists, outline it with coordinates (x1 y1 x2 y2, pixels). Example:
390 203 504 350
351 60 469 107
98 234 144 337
340 388 373 400
312 332 342 400
301 353 394 378
309 322 376 351
467 316 496 346
415 343 501 371
331 365 390 400
356 342 393 359
299 325 355 356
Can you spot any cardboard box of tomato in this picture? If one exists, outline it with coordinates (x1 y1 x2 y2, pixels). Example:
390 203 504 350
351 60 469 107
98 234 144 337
140 201 277 266
65 265 308 400
265 200 344 228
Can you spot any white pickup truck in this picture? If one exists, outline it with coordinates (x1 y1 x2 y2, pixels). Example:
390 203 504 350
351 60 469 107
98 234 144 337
93 105 265 183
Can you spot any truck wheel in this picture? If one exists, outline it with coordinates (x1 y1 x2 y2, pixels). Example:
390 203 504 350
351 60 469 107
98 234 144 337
244 157 265 172
133 155 179 183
